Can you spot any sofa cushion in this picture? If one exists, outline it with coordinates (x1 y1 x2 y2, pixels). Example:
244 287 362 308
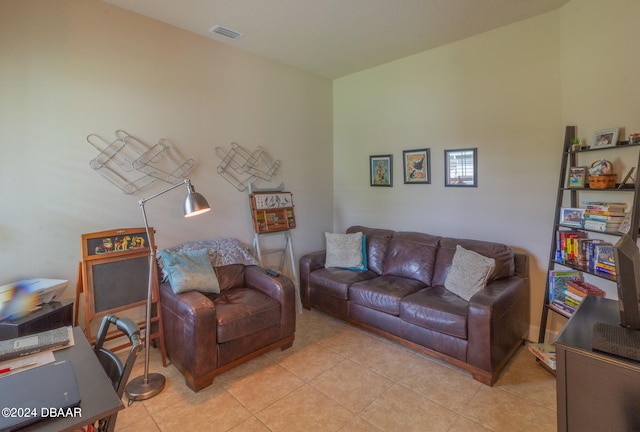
309 268 378 300
160 248 220 295
214 288 280 343
432 237 515 287
349 276 426 315
444 245 495 301
325 232 367 270
381 231 440 285
399 286 469 339
347 226 394 274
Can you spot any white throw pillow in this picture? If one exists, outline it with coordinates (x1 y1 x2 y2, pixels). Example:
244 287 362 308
325 232 366 270
444 245 495 301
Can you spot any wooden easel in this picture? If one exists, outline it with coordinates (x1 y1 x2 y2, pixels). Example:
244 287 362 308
248 183 301 313
75 227 167 365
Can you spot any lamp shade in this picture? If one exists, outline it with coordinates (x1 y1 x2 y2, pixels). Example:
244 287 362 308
184 191 210 217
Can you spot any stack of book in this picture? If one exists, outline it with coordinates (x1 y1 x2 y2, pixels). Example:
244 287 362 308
548 270 607 315
528 343 556 370
548 270 582 315
594 243 616 277
583 202 627 233
564 279 606 310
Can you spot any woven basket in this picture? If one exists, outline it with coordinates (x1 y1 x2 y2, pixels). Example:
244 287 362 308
588 160 615 188
588 174 616 188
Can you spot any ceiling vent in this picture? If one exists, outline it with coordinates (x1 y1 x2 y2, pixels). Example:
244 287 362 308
208 25 243 40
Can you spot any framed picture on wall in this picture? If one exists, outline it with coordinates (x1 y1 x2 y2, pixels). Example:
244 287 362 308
444 148 477 187
402 148 430 184
370 154 393 187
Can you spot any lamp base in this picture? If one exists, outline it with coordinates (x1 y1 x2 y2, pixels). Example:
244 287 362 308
125 372 166 401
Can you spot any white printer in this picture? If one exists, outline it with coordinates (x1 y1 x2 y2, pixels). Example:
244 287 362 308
0 278 68 316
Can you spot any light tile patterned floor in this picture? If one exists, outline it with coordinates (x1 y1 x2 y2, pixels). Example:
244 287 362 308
115 309 557 432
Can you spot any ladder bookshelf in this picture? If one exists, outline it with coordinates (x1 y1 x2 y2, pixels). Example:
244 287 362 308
538 126 640 351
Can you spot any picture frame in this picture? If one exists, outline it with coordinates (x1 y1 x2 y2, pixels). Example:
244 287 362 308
618 212 632 234
445 148 477 187
560 207 585 227
370 154 393 187
590 128 619 149
567 166 587 188
402 148 430 184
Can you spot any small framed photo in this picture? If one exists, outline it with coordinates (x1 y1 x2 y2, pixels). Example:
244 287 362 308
445 148 477 187
591 128 619 149
560 207 585 227
370 154 393 187
567 166 587 188
618 213 632 234
402 148 430 184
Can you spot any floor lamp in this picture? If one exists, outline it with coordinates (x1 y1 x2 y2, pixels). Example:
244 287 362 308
125 179 211 401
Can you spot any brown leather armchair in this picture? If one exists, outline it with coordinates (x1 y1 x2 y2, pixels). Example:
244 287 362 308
159 264 296 392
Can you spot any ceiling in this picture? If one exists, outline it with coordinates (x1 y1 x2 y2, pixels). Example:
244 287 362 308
100 0 569 79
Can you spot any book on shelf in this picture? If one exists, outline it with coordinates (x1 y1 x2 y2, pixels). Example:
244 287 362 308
583 201 627 212
550 299 576 315
566 279 606 297
584 209 626 217
584 214 626 222
528 342 556 370
583 219 622 233
556 230 585 262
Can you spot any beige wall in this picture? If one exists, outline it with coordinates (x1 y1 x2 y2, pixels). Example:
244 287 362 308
3 0 639 340
0 1 333 299
334 0 640 340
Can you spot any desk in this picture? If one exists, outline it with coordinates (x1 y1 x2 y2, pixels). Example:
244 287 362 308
15 327 124 431
554 296 640 432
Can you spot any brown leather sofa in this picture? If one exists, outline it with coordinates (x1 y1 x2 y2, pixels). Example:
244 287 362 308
160 264 296 391
299 226 529 385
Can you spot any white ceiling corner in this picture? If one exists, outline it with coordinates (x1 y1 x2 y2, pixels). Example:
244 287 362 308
99 0 570 79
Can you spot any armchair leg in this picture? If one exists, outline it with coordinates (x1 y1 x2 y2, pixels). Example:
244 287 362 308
280 341 293 351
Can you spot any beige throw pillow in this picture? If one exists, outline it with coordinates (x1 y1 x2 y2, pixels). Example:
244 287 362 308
444 245 495 301
325 232 366 270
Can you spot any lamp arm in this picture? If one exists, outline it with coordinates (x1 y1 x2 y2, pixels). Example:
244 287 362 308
139 179 191 207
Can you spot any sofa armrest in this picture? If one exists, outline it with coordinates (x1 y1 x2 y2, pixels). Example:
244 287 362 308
299 250 326 307
159 283 218 377
244 266 296 339
466 269 530 376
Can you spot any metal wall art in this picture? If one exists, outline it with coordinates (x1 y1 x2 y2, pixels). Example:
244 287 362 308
214 142 281 191
87 130 194 194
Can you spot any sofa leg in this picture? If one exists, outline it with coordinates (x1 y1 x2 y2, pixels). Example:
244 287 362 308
471 371 494 386
281 341 294 351
186 376 214 392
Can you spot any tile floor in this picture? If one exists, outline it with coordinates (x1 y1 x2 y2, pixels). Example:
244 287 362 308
115 309 557 432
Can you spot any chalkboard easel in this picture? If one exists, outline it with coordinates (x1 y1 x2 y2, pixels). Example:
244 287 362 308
76 227 166 365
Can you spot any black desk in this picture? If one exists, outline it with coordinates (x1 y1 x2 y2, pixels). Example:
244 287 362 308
13 327 124 431
554 296 640 432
